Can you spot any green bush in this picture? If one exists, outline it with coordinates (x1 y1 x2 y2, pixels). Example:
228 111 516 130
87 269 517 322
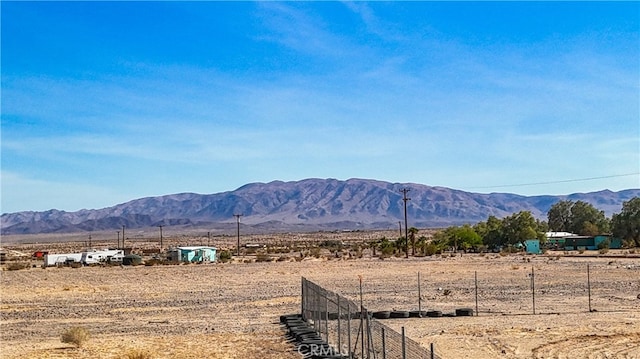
218 250 232 263
61 326 90 348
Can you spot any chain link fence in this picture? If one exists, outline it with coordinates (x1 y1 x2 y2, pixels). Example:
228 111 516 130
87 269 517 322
301 277 441 359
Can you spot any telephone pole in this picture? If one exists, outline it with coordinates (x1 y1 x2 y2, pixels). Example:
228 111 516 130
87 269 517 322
400 188 411 258
158 225 163 251
234 214 243 256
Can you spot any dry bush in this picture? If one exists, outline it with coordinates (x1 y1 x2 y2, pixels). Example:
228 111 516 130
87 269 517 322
310 247 322 258
144 258 163 266
6 262 30 271
255 253 272 262
123 348 154 359
61 326 90 348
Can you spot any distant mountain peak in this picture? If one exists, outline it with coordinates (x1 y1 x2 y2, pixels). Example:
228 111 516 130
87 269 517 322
2 178 638 235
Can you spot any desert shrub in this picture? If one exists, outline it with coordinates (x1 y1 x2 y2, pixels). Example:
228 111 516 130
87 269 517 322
123 349 154 359
379 243 394 257
61 326 90 348
276 256 289 262
319 240 343 250
599 247 609 255
310 247 322 258
578 248 585 254
144 258 162 266
597 239 611 250
69 261 83 268
255 253 272 262
218 250 232 263
6 262 30 271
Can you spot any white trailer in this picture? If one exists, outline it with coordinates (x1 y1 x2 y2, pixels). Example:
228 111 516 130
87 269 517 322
44 253 83 267
83 249 124 264
44 249 125 267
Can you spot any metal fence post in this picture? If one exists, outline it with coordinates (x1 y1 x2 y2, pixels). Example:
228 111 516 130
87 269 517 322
401 326 407 359
587 263 592 312
381 326 386 359
324 293 329 343
347 306 352 359
475 271 479 316
315 285 320 332
531 266 536 315
430 343 435 359
301 277 305 319
337 296 342 353
418 271 422 314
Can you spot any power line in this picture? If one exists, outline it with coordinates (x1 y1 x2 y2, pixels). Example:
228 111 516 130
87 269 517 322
468 172 640 190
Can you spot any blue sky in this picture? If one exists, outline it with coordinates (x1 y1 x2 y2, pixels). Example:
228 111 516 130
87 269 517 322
2 2 639 214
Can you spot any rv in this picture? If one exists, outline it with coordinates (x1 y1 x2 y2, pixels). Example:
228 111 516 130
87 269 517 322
44 249 125 267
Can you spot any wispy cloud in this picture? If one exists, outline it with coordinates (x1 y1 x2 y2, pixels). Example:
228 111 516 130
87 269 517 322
2 2 637 212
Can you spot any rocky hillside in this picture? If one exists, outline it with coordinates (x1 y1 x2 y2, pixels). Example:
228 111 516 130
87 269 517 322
2 178 638 235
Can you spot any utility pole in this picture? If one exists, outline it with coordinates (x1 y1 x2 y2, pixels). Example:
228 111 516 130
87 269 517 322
234 214 243 256
207 231 211 247
158 225 163 251
117 231 120 249
400 188 411 258
122 225 125 250
88 234 92 249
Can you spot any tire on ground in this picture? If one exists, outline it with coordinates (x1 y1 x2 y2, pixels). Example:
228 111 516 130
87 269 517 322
426 310 442 318
372 311 391 319
455 308 474 316
390 310 410 318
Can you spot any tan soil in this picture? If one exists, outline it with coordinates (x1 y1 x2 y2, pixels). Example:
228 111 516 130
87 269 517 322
1 246 639 358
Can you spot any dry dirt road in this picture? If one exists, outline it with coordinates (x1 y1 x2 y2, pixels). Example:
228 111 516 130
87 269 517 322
1 254 639 359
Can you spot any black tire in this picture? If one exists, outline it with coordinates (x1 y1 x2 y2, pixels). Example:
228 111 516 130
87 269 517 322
390 310 410 319
409 310 428 318
455 308 474 317
372 311 391 319
426 310 442 318
443 312 456 317
280 314 301 323
327 312 339 320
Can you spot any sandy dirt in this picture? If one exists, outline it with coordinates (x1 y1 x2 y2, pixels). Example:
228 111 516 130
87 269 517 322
1 249 639 359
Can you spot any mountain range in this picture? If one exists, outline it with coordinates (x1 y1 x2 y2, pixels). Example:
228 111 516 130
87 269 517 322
2 178 638 235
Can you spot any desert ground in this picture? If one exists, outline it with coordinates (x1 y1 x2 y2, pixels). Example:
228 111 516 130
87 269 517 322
1 231 640 359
